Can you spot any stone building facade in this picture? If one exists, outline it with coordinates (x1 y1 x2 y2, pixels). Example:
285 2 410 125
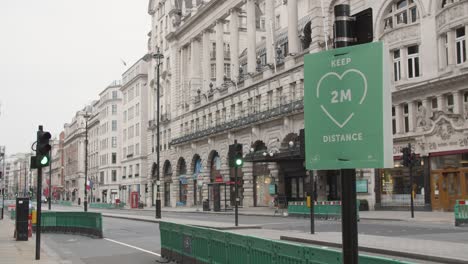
141 0 468 211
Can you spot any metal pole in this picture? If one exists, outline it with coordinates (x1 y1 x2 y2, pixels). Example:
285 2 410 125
409 143 415 218
84 117 88 212
24 161 27 196
36 125 44 260
235 165 239 226
155 50 162 219
335 4 358 264
310 171 315 234
1 147 5 220
49 145 52 210
36 166 42 260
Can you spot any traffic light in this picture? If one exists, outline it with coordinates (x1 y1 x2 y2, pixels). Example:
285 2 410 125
36 130 51 167
228 143 243 168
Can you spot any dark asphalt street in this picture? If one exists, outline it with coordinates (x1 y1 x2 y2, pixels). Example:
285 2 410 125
43 217 171 264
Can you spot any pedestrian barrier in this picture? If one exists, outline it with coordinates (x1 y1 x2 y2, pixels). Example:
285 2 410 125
51 200 73 206
455 200 468 226
89 202 126 209
288 200 360 221
32 211 103 238
10 209 16 220
159 222 413 264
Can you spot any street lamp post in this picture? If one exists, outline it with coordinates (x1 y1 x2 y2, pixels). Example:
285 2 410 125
153 47 164 219
84 112 91 212
1 146 5 220
49 145 52 210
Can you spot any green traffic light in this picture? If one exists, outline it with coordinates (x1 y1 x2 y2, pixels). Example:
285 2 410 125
40 156 49 165
235 158 243 166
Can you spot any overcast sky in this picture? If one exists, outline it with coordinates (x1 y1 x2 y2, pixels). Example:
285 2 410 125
0 0 150 155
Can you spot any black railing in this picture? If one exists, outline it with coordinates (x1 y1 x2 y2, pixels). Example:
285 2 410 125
171 99 303 145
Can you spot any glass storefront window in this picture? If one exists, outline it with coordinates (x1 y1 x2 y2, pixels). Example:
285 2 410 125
431 154 468 169
381 162 424 206
255 175 273 206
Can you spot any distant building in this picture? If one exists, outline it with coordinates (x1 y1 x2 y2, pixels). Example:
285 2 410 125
120 57 150 207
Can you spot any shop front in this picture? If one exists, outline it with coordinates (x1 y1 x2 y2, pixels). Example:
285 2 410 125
430 152 468 211
253 163 274 207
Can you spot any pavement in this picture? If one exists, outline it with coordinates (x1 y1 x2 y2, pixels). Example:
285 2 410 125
0 215 63 264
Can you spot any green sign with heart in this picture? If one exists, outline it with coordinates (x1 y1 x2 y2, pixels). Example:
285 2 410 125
304 42 393 170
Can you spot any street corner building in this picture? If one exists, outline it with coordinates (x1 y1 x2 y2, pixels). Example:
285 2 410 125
57 0 468 212
145 0 468 212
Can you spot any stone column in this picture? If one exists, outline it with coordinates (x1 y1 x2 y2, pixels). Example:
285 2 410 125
242 161 254 207
192 0 198 13
437 95 444 112
453 90 462 114
191 37 202 91
246 0 257 74
202 30 212 88
395 104 403 134
408 101 416 132
287 0 300 55
265 0 275 65
447 30 455 65
438 36 446 69
309 0 325 52
216 20 225 87
230 8 240 81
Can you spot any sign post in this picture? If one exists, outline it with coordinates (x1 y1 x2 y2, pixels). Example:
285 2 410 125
304 29 392 264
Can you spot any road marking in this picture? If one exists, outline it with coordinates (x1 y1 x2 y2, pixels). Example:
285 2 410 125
104 238 162 257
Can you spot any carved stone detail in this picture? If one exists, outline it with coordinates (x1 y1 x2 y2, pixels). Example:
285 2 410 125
436 2 468 30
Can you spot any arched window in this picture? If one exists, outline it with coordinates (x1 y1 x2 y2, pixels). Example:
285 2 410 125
383 0 418 31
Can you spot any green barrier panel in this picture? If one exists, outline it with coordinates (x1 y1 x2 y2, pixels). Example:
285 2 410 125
10 209 16 220
304 244 342 264
35 211 102 238
249 236 274 264
275 240 306 264
159 223 412 264
209 228 227 264
192 226 211 264
288 200 360 221
455 200 468 226
226 232 249 264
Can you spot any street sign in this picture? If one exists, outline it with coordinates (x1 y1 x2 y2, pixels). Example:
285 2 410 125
304 41 393 170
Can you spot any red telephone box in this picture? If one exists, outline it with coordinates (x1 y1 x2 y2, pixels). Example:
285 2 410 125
130 192 139 208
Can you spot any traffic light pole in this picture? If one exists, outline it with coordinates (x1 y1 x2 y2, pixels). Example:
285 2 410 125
309 171 315 234
36 161 43 260
154 48 163 219
1 148 5 220
408 143 415 218
49 145 52 210
235 164 239 227
335 4 358 264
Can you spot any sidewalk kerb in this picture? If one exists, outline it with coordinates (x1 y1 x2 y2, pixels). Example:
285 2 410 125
101 213 262 230
280 235 468 264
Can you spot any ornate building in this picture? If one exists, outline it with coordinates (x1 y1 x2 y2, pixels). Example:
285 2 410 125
146 0 468 211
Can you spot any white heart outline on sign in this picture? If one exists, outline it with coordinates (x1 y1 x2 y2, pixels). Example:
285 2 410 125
316 69 368 128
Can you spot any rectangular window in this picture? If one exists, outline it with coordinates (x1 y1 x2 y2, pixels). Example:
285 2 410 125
447 94 454 113
135 164 140 177
112 105 117 115
230 105 235 120
112 120 117 131
112 137 117 148
392 106 396 135
112 153 117 164
275 15 281 29
210 64 216 79
432 97 438 110
407 45 420 78
123 167 126 179
224 63 231 79
136 103 140 116
456 27 466 64
112 170 117 182
135 123 140 136
123 111 127 123
136 143 140 155
393 50 401 82
410 7 417 23
136 84 140 97
112 91 118 99
129 165 133 178
403 103 409 133
100 172 104 184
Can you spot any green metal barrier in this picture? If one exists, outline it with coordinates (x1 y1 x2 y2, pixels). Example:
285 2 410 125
159 222 413 264
33 211 103 238
10 209 16 220
288 200 360 221
89 203 126 209
55 200 73 206
455 200 468 226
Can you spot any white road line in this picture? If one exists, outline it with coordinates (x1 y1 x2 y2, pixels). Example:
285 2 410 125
104 238 162 257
